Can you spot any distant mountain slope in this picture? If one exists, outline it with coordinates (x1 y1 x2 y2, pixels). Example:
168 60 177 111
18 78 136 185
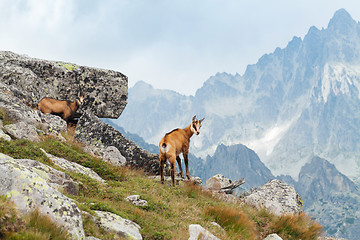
114 9 360 183
198 144 274 190
279 156 360 238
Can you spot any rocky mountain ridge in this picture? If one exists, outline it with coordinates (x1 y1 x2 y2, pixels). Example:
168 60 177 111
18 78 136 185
114 9 360 184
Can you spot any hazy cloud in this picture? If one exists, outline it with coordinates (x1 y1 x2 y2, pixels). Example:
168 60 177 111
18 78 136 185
1 0 360 95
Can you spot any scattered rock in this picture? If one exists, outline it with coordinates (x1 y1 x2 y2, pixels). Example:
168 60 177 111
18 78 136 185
188 224 220 240
95 210 142 240
40 149 106 184
263 233 283 240
0 153 85 239
242 179 303 216
125 195 149 207
75 111 159 174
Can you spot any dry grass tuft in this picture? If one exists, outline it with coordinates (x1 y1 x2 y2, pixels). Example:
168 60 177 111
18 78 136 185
205 205 257 240
270 212 323 240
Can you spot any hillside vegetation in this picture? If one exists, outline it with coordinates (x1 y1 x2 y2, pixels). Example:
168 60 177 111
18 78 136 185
0 128 323 240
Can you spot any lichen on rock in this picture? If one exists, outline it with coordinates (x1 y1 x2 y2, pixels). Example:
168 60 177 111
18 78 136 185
242 179 303 216
75 111 160 174
0 51 128 119
0 153 85 239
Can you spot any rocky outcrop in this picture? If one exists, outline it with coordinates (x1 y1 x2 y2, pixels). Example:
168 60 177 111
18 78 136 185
0 153 85 239
75 111 160 174
0 51 127 118
242 179 303 216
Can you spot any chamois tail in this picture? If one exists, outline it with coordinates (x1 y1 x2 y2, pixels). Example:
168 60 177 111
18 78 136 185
160 143 169 154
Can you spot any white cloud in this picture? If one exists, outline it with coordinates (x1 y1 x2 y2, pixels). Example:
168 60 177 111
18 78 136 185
1 0 360 95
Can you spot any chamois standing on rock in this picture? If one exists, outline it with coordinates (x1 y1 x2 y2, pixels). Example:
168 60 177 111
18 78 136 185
159 115 205 186
38 94 85 122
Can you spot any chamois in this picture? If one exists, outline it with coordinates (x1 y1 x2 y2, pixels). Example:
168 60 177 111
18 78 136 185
37 94 85 122
159 115 205 186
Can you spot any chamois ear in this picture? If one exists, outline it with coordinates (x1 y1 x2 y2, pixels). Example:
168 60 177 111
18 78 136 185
192 115 197 122
199 117 205 123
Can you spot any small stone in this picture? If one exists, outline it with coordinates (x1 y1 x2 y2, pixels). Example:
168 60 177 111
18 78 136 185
263 233 283 240
188 224 220 240
206 174 232 191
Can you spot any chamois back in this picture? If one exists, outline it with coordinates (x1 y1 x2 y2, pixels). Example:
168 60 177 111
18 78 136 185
38 95 84 122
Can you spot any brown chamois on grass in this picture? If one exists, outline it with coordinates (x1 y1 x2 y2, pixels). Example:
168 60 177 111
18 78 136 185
38 93 85 122
159 115 204 186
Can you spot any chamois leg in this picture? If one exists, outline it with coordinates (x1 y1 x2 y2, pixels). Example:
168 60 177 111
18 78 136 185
183 153 191 180
159 154 166 184
168 156 176 186
176 156 184 178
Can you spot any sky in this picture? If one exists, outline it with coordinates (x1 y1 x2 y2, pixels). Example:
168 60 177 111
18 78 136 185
1 0 360 95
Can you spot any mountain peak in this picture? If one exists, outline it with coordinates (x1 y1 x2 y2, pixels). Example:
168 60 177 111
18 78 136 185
327 8 356 31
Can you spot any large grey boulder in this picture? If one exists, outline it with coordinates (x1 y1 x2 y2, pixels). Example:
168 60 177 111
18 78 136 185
0 153 85 239
95 210 142 240
242 179 303 216
75 111 160 174
13 157 79 196
0 51 127 118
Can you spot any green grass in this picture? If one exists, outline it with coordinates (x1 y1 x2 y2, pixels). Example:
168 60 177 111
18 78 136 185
0 107 13 125
0 136 324 240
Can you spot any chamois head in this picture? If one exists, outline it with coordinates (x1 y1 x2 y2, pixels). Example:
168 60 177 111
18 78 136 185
77 95 85 106
190 115 205 135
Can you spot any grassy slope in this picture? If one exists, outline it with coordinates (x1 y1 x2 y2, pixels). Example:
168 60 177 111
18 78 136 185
0 131 323 240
